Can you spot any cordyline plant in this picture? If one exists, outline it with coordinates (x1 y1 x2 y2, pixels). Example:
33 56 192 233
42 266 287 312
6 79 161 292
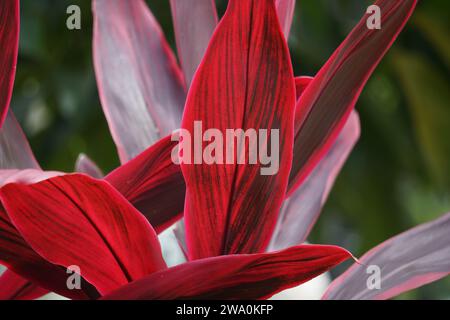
0 0 448 300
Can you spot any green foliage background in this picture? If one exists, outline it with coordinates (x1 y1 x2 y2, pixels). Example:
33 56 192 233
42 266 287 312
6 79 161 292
10 0 449 299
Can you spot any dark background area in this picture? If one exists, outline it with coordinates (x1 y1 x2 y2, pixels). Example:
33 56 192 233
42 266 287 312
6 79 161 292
10 0 449 298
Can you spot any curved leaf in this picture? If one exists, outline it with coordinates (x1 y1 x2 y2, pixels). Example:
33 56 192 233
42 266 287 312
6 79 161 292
288 0 418 194
323 212 450 300
103 245 350 300
106 136 185 234
0 204 94 299
0 174 167 295
0 269 48 300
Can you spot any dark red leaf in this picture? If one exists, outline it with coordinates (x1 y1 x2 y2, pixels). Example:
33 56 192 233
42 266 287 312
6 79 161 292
181 0 296 259
0 0 19 127
103 244 351 300
0 269 48 300
106 136 185 234
0 174 167 295
0 204 93 299
288 0 417 194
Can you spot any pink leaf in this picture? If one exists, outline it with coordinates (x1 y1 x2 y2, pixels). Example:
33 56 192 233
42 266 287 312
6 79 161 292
75 154 103 178
323 212 450 300
0 111 39 169
170 0 218 87
93 0 186 163
275 0 296 38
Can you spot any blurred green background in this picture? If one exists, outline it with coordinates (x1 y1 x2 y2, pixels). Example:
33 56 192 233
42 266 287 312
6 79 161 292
10 0 449 298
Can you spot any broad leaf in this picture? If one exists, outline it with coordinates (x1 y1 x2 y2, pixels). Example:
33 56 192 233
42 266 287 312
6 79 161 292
181 0 296 259
0 204 94 299
103 245 350 300
0 174 167 295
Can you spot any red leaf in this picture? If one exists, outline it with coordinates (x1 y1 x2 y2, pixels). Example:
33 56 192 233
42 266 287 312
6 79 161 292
0 0 19 127
0 204 93 299
170 0 218 87
105 136 185 234
181 0 296 259
294 76 313 100
0 174 167 295
103 245 351 300
0 269 48 300
288 0 417 194
93 0 186 163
